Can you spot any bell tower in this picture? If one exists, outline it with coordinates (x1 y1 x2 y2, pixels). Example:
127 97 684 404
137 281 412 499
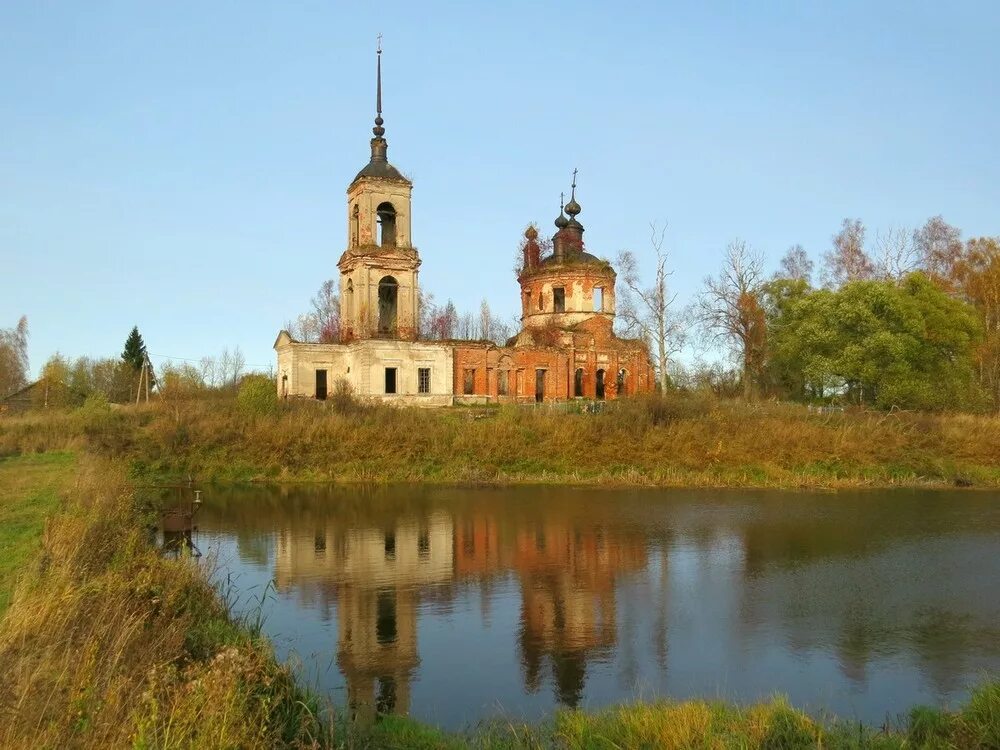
338 38 420 342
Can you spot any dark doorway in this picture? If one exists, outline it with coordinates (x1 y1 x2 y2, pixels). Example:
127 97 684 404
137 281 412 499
574 368 584 398
315 370 328 400
535 369 545 403
384 367 397 394
596 369 606 400
616 368 626 396
378 276 398 335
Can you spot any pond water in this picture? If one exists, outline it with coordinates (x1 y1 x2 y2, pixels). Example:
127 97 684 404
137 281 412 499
193 484 1000 729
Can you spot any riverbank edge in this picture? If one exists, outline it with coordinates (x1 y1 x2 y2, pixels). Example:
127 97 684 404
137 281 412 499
1 451 999 748
130 458 1000 491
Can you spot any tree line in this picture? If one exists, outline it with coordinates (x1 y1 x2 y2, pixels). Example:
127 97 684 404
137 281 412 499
0 322 251 407
620 216 999 411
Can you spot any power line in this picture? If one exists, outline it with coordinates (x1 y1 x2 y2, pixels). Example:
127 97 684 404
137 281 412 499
147 352 272 369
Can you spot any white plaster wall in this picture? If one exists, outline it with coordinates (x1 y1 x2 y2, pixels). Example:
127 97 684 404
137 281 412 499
275 338 453 406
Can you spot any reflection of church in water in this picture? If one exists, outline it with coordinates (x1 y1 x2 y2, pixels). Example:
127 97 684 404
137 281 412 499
273 510 646 717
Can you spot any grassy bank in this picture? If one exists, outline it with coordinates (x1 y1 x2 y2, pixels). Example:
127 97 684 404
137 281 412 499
0 458 327 748
2 394 1000 488
0 455 997 748
0 451 74 614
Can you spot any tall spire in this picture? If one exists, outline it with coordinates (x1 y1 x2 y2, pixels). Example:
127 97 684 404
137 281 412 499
373 34 385 138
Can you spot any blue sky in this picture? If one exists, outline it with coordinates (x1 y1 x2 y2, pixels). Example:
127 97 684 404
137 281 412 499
3 1 998 375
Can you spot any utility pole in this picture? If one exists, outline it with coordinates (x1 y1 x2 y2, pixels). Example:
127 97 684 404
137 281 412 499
135 355 151 405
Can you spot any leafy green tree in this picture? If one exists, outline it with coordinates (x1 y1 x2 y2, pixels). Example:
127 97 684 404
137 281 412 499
767 273 982 409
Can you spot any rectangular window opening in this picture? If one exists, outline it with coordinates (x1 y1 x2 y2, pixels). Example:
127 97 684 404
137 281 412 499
594 287 604 312
315 369 328 401
498 370 509 396
376 591 397 645
384 367 397 394
418 528 430 557
553 287 566 313
463 368 476 395
418 367 431 394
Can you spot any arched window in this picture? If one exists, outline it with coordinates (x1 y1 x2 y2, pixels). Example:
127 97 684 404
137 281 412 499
376 202 397 247
616 368 626 396
574 368 584 398
378 275 398 335
351 204 359 247
345 278 354 322
595 369 606 400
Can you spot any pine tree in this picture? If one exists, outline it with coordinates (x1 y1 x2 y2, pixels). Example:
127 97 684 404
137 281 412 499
121 326 156 388
122 326 147 371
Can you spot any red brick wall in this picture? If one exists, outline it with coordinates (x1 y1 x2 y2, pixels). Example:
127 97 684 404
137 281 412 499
452 338 654 402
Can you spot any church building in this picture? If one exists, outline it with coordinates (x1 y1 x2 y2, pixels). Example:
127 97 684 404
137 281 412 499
274 48 653 405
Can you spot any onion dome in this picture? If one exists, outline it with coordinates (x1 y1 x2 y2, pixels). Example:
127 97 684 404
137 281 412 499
525 225 539 240
565 169 582 220
554 192 569 229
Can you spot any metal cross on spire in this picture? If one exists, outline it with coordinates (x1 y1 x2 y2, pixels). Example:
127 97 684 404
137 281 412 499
571 168 578 200
373 34 385 137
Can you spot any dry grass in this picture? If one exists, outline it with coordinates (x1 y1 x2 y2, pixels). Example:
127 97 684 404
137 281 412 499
0 459 327 749
2 394 999 488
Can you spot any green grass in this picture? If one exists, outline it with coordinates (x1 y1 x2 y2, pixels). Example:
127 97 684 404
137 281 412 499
0 451 74 615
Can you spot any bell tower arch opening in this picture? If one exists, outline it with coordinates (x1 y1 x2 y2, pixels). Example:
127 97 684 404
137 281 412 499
376 202 397 247
378 275 399 335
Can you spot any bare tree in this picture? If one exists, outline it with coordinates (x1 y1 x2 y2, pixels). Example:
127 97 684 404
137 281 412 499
478 299 495 342
417 289 436 339
199 356 219 388
698 240 767 399
616 223 683 392
913 215 963 285
217 347 246 390
310 279 340 343
457 311 476 340
0 316 29 397
873 227 920 280
823 218 875 287
776 244 813 283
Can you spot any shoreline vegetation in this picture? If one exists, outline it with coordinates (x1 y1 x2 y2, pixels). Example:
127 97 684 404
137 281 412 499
0 440 998 746
2 391 1000 490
